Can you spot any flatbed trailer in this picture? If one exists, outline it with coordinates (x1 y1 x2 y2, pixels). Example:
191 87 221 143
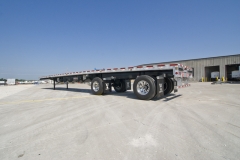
40 63 193 100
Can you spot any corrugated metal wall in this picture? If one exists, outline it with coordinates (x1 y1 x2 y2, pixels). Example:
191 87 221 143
147 54 240 81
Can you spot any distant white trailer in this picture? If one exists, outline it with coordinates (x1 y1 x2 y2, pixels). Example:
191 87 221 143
0 81 5 85
7 79 16 85
232 70 240 79
46 80 53 84
211 71 220 79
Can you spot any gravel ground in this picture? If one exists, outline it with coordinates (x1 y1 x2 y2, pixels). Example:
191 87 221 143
0 83 239 160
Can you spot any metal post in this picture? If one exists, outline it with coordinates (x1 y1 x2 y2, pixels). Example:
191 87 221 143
53 79 55 90
66 81 68 89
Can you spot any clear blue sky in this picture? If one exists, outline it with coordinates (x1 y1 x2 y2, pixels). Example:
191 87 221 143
0 0 239 80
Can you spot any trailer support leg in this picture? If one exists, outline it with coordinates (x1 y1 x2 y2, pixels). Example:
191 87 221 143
53 79 56 90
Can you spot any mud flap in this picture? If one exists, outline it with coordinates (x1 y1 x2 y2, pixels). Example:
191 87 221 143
125 80 131 90
154 75 165 99
173 79 178 93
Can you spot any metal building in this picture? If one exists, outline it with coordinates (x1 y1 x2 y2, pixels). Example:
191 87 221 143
143 54 240 82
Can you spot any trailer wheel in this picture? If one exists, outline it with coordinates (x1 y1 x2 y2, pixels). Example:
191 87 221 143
114 80 126 92
164 78 173 95
91 77 104 95
133 75 156 100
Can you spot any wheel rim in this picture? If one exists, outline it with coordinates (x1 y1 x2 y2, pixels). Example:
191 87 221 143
137 80 150 95
92 81 99 92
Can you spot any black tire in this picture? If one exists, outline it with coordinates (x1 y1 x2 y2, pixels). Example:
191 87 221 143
164 78 173 95
113 80 126 92
91 77 104 95
133 75 156 100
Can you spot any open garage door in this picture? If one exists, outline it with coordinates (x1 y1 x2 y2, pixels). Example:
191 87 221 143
226 64 240 81
205 66 220 81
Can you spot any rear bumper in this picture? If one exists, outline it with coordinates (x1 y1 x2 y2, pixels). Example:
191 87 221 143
174 77 191 89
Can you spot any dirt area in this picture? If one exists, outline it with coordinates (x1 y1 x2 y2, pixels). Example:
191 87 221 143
0 83 239 160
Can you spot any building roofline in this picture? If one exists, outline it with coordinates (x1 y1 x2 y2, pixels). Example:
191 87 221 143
140 54 240 66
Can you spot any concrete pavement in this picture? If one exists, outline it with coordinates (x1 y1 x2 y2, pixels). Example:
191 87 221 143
0 83 239 160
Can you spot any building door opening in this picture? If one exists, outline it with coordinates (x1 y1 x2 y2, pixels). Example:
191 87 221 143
205 66 220 81
226 64 240 81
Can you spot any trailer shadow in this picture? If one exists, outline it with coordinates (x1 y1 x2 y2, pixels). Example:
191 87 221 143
162 94 182 101
42 87 92 94
42 88 181 102
106 92 182 101
42 87 138 99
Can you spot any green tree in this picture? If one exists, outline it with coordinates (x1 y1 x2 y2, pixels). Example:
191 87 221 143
0 78 7 81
